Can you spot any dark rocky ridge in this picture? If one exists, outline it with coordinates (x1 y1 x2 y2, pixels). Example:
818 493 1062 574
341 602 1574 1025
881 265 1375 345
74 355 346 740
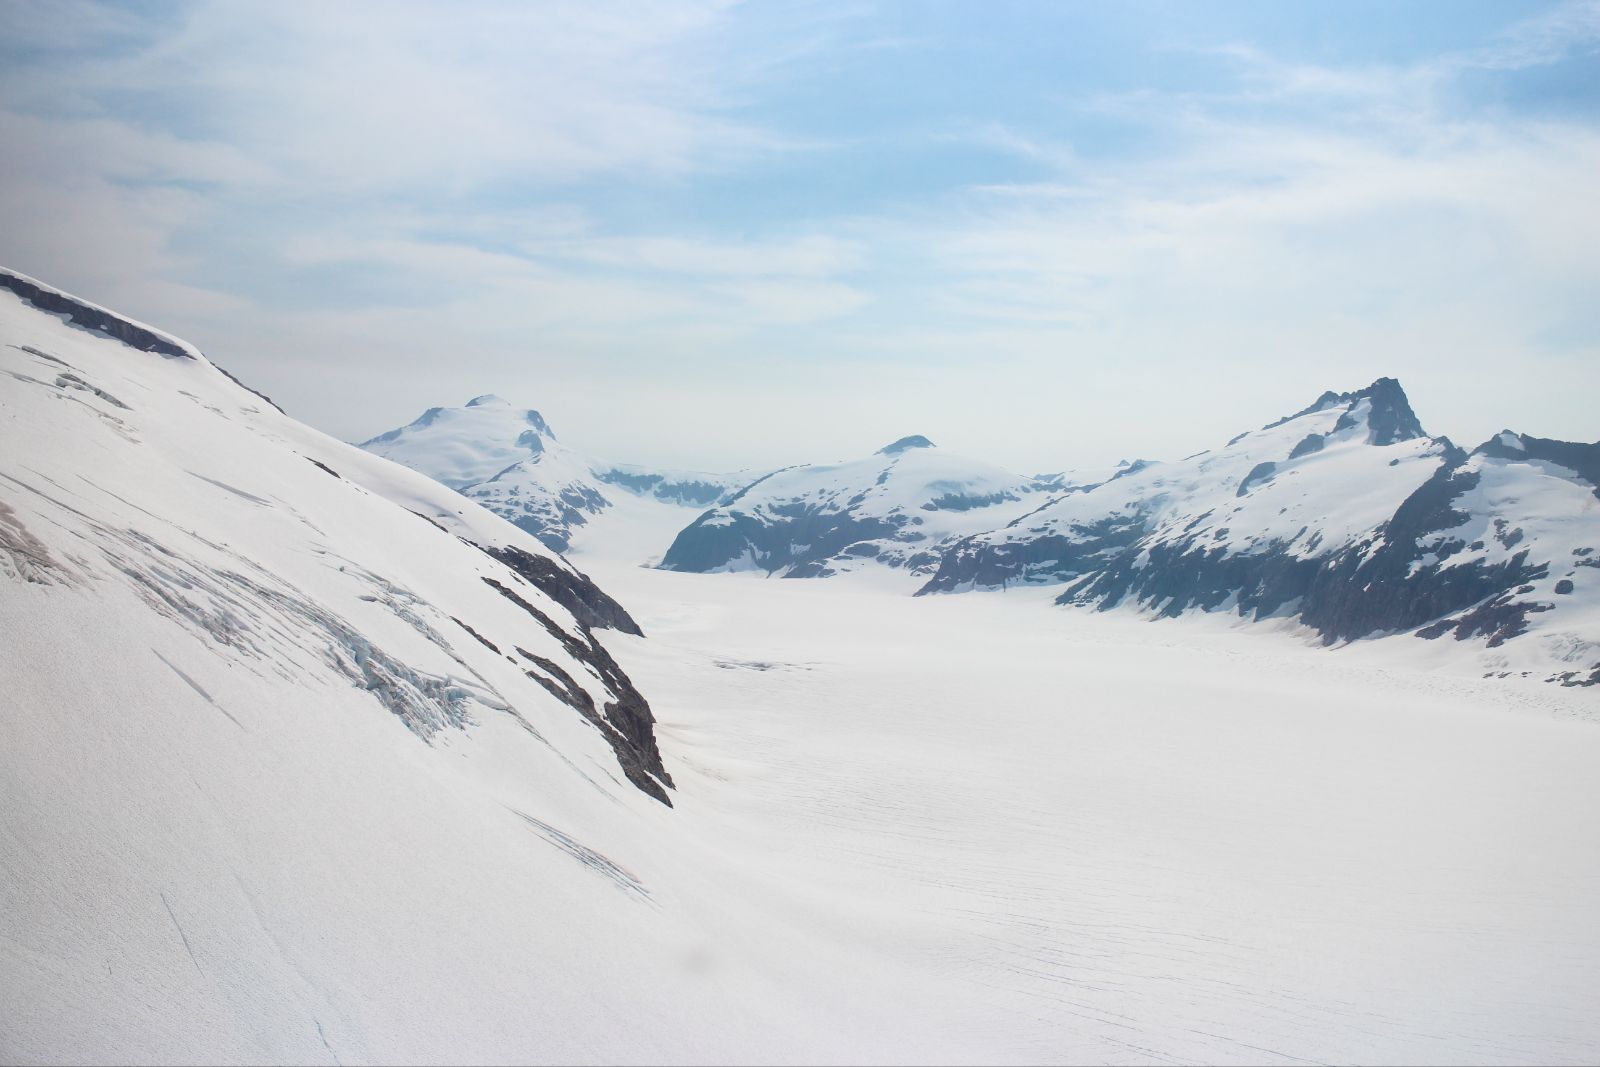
479 542 643 636
472 528 668 804
482 576 672 805
2 268 288 414
1 269 193 360
1477 433 1600 501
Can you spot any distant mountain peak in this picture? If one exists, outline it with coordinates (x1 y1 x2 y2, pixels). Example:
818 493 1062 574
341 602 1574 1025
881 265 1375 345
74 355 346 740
1262 376 1427 445
878 435 935 455
466 393 508 407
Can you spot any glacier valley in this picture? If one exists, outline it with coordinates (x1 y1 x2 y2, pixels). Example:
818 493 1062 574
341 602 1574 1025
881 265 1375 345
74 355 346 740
3 267 1598 1065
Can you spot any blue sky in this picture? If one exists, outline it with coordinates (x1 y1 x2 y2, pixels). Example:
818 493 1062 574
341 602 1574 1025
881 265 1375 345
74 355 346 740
2 1 1596 470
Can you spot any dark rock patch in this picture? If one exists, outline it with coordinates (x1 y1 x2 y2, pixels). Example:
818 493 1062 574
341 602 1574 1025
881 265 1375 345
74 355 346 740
594 468 727 506
1288 433 1325 459
451 616 500 654
878 435 934 455
919 513 1148 594
1236 461 1276 497
480 542 641 635
924 490 1017 512
485 577 670 805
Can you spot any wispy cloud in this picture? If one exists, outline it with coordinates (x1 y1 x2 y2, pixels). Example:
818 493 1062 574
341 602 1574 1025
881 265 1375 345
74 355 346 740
0 1 1594 470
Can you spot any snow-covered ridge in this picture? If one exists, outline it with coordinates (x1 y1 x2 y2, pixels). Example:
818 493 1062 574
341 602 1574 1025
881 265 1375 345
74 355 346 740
659 437 1053 578
922 379 1449 595
360 395 751 552
920 378 1598 687
1 267 200 362
0 265 674 801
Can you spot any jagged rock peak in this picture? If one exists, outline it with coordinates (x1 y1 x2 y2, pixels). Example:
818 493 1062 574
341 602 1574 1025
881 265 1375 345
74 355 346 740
878 434 935 455
1354 377 1427 445
1263 376 1427 445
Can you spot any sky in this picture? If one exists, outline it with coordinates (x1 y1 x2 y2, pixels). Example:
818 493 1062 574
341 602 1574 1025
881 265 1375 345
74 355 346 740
1 0 1597 472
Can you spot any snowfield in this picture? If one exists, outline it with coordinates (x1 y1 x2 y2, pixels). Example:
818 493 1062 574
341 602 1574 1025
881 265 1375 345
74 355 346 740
592 562 1600 1066
4 269 1600 1065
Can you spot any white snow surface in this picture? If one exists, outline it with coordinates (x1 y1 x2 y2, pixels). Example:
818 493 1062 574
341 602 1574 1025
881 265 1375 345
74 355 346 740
5 273 1600 1065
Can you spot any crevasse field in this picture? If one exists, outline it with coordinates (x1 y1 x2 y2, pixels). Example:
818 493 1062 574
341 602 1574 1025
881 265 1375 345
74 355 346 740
3 280 1598 1066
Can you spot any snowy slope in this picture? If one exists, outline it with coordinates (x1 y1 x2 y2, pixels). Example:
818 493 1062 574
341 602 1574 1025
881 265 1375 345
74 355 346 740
0 269 672 803
0 269 805 1061
361 396 748 552
660 435 1051 578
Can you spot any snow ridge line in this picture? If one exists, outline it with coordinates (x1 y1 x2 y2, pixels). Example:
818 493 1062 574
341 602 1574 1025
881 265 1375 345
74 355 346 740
0 267 197 361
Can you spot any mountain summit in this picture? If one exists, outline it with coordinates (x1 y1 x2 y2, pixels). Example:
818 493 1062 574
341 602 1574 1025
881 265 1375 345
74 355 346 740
661 441 1050 579
878 435 935 455
1267 377 1428 447
361 397 751 552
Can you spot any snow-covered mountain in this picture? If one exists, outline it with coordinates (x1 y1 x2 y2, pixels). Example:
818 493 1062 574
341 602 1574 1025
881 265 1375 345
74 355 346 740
923 378 1447 595
0 267 674 802
357 373 1595 684
659 434 1053 578
360 396 747 553
920 379 1599 686
1298 429 1600 686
